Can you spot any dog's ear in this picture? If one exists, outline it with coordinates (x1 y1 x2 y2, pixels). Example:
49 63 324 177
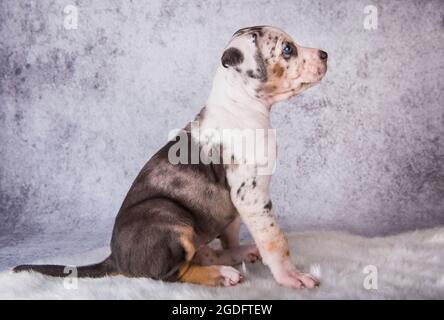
221 47 244 68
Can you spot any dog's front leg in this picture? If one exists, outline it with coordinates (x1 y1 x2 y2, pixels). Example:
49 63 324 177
226 167 319 289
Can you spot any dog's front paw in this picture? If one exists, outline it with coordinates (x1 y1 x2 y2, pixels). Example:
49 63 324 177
275 269 320 289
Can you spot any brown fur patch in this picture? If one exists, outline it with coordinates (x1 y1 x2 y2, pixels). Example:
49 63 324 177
178 263 224 286
261 60 287 96
264 84 277 93
174 226 196 261
264 235 289 256
273 63 284 77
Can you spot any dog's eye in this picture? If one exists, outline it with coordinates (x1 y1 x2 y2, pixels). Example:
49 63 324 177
282 43 294 58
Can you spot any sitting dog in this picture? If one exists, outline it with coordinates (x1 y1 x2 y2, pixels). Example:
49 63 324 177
14 26 327 289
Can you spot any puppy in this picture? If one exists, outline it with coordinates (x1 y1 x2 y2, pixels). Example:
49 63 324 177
14 26 327 289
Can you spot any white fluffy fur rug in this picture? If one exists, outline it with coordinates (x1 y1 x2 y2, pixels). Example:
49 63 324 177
1 227 444 299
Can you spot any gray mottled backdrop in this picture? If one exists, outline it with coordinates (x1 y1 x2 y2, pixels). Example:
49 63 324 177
1 0 443 269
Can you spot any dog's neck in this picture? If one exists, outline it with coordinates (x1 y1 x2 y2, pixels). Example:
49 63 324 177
204 67 272 129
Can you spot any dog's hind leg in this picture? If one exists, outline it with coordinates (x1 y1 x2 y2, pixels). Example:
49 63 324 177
192 245 261 266
175 227 243 286
178 263 242 287
219 216 241 249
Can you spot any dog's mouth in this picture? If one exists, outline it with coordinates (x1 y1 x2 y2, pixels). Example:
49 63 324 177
300 81 318 89
299 67 327 88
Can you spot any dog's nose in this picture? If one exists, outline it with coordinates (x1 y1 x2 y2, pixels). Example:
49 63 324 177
318 50 328 60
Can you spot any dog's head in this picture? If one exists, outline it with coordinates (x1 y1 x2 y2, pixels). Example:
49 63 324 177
221 26 327 104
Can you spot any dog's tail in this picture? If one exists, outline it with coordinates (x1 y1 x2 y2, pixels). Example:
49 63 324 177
12 256 116 278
